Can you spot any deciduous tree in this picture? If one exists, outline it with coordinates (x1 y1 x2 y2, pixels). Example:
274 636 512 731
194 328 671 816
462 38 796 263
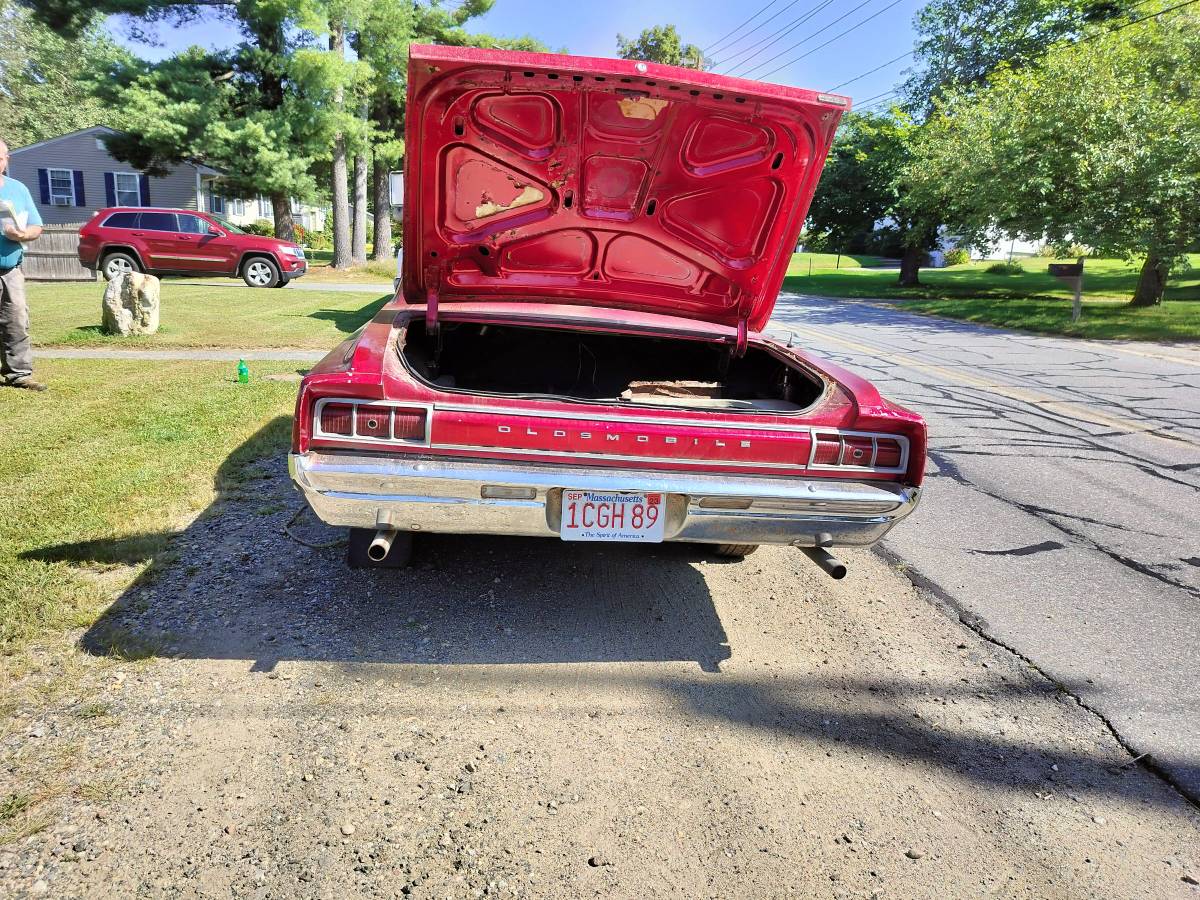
616 24 704 69
910 8 1200 306
808 112 940 286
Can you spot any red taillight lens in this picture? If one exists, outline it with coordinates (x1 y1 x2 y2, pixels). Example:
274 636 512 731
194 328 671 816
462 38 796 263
875 438 903 468
812 436 841 466
392 410 426 440
842 436 873 466
355 405 392 439
319 402 353 435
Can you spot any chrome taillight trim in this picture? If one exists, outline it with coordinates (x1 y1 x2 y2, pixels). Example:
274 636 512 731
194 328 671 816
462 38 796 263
806 429 909 475
312 398 433 448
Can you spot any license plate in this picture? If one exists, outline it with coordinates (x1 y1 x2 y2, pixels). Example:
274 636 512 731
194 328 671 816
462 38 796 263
560 491 665 543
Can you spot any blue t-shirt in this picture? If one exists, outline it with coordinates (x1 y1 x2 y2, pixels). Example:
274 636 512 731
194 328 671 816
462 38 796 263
0 176 44 269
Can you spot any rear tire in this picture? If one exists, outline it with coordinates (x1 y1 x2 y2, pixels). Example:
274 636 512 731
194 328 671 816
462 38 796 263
347 528 412 569
242 256 281 288
713 543 759 559
101 252 142 281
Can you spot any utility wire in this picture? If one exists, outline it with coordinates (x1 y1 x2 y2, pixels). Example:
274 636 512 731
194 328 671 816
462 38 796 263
711 0 838 72
732 0 880 76
750 0 909 78
826 50 913 91
703 0 790 53
1090 0 1199 35
708 1 807 59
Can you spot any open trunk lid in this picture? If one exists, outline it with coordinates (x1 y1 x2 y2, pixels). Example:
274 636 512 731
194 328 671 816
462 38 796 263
402 45 848 334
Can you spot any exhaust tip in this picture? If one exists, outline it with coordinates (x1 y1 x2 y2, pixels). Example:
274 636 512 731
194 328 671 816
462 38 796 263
368 528 396 562
801 546 848 580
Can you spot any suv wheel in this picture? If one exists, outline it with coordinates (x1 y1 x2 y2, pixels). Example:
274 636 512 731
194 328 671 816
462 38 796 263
101 252 141 281
242 257 281 288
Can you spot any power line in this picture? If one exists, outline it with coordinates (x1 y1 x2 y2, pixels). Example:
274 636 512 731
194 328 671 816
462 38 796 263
732 0 880 76
751 0 910 79
711 0 838 72
1091 0 1199 35
705 0 798 57
702 0 789 54
826 50 913 91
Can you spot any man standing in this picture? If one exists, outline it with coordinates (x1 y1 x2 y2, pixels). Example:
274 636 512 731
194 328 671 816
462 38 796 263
0 138 46 392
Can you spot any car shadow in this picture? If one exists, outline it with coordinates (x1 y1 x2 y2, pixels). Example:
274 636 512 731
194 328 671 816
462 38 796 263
61 419 731 672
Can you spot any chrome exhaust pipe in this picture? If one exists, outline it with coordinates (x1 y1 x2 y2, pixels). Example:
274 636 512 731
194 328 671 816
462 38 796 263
368 528 397 562
802 547 847 580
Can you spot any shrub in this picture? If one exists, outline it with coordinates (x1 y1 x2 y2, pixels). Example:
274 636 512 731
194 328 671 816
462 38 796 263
944 247 970 266
240 219 275 237
985 261 1024 275
291 223 308 246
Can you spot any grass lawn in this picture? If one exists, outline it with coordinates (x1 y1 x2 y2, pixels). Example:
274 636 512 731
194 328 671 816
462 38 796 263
27 281 390 349
787 251 890 272
0 359 299 650
304 249 395 283
783 255 1200 341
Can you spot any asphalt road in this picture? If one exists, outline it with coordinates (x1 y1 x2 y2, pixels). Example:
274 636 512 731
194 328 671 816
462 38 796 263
771 293 1200 803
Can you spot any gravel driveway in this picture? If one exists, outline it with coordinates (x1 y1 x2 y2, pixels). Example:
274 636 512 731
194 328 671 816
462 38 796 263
2 452 1198 898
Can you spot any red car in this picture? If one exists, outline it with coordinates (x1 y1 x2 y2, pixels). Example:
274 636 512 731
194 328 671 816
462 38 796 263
290 46 926 575
78 207 307 288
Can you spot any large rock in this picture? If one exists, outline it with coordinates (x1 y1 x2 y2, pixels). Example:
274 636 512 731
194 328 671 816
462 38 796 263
102 273 160 336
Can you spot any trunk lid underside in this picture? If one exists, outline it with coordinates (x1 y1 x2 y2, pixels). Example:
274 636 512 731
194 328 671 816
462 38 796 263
402 45 847 333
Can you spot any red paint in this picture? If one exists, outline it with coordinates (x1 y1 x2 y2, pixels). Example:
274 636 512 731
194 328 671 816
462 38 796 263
401 45 847 332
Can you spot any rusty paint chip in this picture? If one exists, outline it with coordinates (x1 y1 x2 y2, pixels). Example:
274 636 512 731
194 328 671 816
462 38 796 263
618 97 669 120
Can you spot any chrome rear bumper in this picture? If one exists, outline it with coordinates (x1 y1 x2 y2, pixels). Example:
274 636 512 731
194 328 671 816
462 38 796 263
289 453 920 547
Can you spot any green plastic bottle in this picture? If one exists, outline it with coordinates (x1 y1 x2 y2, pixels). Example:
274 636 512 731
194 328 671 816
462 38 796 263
237 359 249 384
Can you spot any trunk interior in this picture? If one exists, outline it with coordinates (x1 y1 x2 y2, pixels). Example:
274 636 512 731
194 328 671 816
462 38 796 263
399 320 825 412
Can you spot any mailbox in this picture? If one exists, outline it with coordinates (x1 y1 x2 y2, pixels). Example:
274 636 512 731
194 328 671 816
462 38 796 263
1048 261 1083 277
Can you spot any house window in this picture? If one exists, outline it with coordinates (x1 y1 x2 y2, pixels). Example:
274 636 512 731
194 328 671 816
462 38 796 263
48 168 75 205
114 172 141 207
230 198 245 216
209 193 225 215
258 195 271 218
290 198 301 214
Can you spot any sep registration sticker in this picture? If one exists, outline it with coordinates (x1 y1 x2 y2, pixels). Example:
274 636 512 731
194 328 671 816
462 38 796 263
560 491 665 543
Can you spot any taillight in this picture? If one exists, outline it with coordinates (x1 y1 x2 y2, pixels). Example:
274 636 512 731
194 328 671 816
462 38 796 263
313 401 428 444
809 431 907 472
356 405 391 439
319 402 353 435
392 411 426 440
812 436 841 465
874 438 903 468
841 436 873 466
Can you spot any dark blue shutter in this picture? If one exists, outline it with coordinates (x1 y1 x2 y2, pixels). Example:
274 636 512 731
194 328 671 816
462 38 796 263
104 172 116 207
37 169 50 204
72 171 86 207
138 175 150 206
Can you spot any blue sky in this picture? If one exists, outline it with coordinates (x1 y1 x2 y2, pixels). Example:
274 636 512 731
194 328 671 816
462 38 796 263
112 0 923 107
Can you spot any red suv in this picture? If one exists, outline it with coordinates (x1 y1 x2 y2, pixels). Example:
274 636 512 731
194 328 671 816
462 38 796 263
78 207 308 288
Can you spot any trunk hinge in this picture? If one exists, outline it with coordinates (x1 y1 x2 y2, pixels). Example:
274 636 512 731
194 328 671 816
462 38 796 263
425 285 440 337
733 315 748 358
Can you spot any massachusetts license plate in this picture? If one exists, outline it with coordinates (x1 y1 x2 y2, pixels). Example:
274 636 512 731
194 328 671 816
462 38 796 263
560 491 665 543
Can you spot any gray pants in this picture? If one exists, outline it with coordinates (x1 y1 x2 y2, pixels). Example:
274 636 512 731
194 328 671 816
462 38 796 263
0 266 33 382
